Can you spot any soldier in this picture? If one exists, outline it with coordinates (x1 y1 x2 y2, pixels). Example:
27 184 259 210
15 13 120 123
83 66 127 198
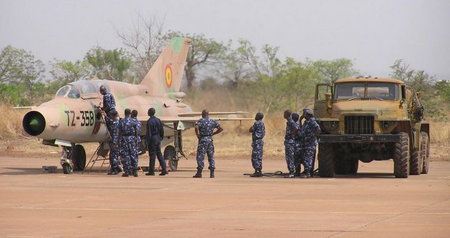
100 85 116 116
299 109 321 178
144 108 168 176
131 110 141 177
193 109 223 178
249 112 265 177
118 108 137 177
105 109 120 175
292 113 303 177
283 110 298 178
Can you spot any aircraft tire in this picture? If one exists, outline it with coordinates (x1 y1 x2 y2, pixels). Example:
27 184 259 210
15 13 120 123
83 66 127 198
62 163 73 174
164 145 178 171
72 145 86 171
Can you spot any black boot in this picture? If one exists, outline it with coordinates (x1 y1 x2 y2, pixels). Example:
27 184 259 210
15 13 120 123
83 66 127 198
193 168 202 178
210 168 215 178
133 169 138 177
159 170 168 176
294 167 301 177
107 169 118 175
284 171 295 178
300 170 311 178
122 169 129 177
250 169 262 177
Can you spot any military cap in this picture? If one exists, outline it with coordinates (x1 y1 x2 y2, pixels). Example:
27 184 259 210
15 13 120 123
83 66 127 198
109 109 118 116
292 113 300 122
303 109 314 116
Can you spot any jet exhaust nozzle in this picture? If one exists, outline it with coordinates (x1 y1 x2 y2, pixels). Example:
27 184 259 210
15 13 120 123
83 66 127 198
23 111 46 136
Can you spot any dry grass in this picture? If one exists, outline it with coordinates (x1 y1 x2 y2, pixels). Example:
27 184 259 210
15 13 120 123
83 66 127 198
0 101 449 160
0 104 24 140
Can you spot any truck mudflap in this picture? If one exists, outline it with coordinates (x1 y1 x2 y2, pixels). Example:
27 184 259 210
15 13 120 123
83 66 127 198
318 134 402 143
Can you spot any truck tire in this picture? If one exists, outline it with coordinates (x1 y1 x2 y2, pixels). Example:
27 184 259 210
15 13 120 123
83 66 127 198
318 143 334 178
334 154 350 175
349 159 359 174
421 132 430 174
394 132 410 178
409 135 422 175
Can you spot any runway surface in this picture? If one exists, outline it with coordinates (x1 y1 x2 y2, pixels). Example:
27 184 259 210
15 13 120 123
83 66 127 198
1 156 449 238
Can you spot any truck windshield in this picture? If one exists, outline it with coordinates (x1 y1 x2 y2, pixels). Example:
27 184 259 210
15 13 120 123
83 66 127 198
335 83 398 101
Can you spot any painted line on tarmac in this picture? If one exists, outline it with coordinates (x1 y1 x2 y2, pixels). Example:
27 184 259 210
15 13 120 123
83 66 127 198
5 206 450 215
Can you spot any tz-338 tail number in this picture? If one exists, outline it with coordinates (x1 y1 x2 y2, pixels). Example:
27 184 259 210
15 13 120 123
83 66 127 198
64 110 95 127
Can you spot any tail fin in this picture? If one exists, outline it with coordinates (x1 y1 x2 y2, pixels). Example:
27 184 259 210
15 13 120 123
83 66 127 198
140 38 190 97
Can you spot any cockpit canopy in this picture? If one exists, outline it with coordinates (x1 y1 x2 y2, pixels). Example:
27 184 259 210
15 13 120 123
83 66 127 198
55 81 110 99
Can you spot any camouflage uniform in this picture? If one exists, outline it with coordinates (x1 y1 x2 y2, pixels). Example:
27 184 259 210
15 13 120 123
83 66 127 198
119 116 137 171
251 120 265 171
300 117 319 172
285 118 298 173
102 92 116 114
294 121 303 172
105 116 120 171
132 117 142 170
146 116 166 173
196 117 220 170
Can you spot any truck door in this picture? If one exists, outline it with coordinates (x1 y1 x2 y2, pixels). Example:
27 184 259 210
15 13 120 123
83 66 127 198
314 84 332 118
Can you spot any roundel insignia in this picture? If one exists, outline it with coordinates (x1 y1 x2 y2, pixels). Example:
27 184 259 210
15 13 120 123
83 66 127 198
165 64 172 89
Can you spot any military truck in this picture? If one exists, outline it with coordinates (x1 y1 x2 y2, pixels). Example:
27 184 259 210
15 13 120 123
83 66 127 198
314 77 430 178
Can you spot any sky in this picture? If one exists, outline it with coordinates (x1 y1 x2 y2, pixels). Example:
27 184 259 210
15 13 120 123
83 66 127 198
1 0 449 80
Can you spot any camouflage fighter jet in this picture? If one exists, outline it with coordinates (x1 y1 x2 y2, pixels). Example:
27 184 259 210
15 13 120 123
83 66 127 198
22 38 249 174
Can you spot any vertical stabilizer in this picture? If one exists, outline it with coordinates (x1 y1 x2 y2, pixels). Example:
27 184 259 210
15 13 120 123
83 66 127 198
140 38 190 97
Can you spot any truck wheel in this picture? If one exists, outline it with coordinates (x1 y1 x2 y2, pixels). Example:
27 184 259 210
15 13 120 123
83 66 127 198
349 159 359 174
394 132 410 178
421 132 430 174
334 154 350 175
409 135 422 175
318 143 334 178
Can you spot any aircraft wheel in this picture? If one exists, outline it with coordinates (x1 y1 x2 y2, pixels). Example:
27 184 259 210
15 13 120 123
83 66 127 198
62 163 73 174
164 145 178 171
72 145 86 171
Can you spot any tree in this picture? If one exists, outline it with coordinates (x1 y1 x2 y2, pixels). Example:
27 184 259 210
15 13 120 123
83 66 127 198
115 15 166 80
50 59 92 87
85 47 133 82
314 58 358 83
164 31 228 90
390 59 444 119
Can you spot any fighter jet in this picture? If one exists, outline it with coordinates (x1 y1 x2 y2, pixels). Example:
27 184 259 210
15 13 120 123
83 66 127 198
22 38 249 174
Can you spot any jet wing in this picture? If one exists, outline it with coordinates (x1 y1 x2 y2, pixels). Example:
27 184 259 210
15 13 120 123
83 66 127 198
136 116 253 130
178 111 248 117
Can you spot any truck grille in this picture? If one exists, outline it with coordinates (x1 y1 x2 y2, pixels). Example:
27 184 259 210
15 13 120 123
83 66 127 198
344 116 374 134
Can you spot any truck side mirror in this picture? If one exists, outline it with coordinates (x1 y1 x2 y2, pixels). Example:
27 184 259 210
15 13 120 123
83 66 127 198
325 93 332 109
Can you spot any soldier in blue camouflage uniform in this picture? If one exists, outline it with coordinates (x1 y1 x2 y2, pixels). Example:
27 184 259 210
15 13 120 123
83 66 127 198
249 112 265 177
299 109 321 178
105 109 120 175
119 108 137 177
100 85 116 116
193 109 223 178
145 108 168 176
292 113 303 177
131 110 141 177
284 110 298 178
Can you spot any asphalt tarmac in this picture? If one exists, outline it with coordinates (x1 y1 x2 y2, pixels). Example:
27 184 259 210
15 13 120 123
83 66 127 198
1 155 449 238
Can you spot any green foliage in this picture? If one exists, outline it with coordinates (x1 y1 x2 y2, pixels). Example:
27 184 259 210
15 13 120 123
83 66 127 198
314 58 359 83
0 45 45 105
436 80 450 103
85 47 133 82
50 59 91 87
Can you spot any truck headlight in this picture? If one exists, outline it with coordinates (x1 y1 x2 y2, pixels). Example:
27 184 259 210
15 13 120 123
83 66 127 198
383 121 390 129
329 121 337 130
